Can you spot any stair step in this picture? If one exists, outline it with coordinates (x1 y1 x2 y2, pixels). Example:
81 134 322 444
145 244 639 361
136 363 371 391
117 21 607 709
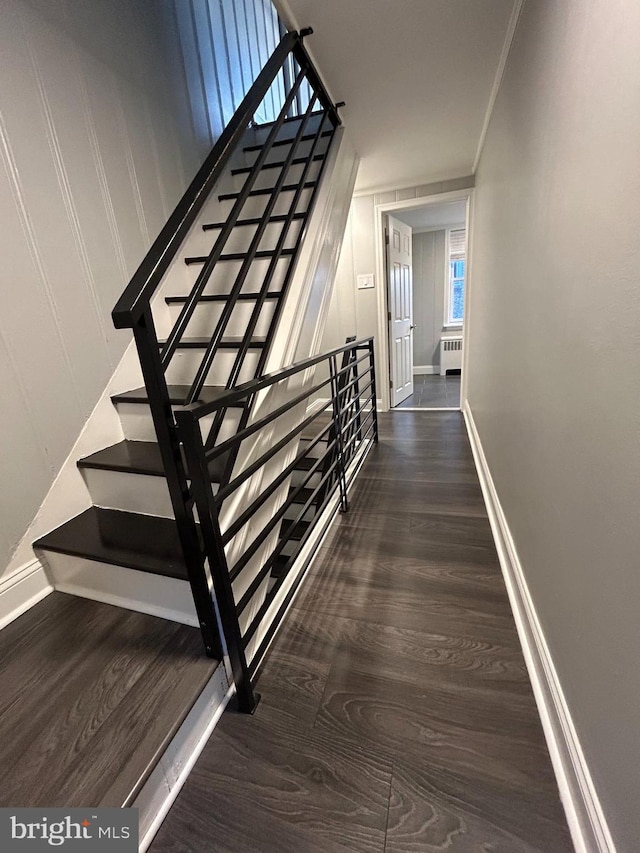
202 213 305 231
184 248 295 265
280 518 311 542
301 414 333 441
218 181 316 201
34 507 190 581
111 385 246 408
243 130 332 152
77 440 231 484
159 336 266 349
289 486 318 505
292 456 318 472
165 292 282 304
231 154 324 175
270 553 291 580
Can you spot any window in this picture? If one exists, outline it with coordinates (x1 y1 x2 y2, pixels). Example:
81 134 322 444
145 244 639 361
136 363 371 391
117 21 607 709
446 228 466 326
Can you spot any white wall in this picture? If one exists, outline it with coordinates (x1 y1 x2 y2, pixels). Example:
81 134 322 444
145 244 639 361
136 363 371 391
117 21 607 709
412 230 446 369
467 0 640 847
0 0 212 578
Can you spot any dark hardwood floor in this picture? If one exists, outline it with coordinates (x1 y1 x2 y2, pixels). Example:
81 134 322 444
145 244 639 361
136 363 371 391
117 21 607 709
0 593 217 808
151 412 573 852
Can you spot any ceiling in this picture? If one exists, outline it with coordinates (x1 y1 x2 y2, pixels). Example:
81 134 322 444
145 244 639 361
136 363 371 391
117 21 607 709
393 201 467 231
277 0 518 193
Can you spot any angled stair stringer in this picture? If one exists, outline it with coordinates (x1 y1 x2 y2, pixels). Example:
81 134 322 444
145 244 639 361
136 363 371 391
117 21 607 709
262 126 359 372
219 128 359 666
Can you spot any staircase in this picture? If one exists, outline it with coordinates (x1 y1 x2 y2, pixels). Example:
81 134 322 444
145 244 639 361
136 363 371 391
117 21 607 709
32 30 377 713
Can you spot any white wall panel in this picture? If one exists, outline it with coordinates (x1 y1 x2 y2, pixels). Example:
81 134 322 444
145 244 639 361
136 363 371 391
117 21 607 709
467 0 640 846
0 0 204 575
0 0 290 576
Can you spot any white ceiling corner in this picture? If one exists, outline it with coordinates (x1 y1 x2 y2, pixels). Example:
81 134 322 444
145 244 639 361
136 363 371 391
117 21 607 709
279 0 519 193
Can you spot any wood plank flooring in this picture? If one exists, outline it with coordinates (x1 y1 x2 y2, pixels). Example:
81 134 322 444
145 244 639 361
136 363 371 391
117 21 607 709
0 592 217 807
151 412 573 852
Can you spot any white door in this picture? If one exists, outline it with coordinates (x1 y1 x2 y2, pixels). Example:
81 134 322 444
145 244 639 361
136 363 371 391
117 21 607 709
386 214 414 406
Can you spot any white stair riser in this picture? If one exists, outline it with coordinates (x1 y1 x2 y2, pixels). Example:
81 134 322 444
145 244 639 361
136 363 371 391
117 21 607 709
298 435 330 460
114 403 219 443
164 348 260 386
41 551 198 626
246 138 329 168
232 160 322 194
165 257 290 299
217 186 315 221
183 220 301 258
165 300 276 340
81 468 175 518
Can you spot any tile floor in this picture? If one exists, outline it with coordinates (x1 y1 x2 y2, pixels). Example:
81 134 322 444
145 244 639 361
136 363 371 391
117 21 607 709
396 373 461 409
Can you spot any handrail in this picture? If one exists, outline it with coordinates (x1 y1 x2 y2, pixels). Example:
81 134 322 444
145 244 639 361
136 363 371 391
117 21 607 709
108 24 347 673
176 338 378 712
179 338 376 418
112 30 322 328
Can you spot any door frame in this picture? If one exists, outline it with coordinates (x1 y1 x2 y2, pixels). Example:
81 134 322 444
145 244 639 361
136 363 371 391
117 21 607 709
374 188 475 412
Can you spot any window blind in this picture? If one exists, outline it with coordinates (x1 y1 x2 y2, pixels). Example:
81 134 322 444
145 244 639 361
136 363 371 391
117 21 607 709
449 229 466 258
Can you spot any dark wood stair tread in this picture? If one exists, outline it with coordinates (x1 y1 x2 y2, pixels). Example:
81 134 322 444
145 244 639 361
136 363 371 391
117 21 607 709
270 553 291 580
184 248 295 265
218 181 316 201
34 507 191 581
280 518 311 542
243 130 332 152
111 385 245 408
203 213 306 230
165 292 282 304
78 440 231 483
288 486 318 505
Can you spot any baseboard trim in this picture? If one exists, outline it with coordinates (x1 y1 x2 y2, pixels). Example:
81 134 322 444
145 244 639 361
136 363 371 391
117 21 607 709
463 402 615 853
0 559 53 631
413 364 438 375
135 666 232 851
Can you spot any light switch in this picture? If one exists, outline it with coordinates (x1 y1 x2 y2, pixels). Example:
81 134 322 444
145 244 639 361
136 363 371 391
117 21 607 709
357 273 375 290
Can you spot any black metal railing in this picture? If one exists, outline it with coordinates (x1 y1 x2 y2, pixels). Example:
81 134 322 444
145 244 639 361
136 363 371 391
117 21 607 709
176 339 378 712
110 29 342 661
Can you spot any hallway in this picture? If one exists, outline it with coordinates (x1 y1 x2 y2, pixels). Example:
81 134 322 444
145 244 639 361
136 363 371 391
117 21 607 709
152 411 572 852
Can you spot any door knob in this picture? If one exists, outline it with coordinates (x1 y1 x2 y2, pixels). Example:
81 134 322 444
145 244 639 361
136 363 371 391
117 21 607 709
410 324 416 330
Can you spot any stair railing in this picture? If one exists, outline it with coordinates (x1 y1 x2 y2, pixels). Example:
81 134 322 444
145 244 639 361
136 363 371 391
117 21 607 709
111 30 342 660
176 338 378 712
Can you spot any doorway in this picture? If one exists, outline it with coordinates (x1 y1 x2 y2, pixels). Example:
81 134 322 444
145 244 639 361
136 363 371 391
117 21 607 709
377 191 471 412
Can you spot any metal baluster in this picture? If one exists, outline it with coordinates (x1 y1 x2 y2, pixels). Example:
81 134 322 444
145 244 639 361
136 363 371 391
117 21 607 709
176 407 258 713
329 355 349 513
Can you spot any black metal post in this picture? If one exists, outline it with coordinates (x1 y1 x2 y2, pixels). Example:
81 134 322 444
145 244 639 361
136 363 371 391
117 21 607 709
368 338 379 442
132 310 222 659
176 408 259 714
329 355 349 512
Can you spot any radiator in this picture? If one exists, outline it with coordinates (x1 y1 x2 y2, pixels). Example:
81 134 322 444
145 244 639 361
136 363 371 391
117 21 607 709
440 334 463 376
